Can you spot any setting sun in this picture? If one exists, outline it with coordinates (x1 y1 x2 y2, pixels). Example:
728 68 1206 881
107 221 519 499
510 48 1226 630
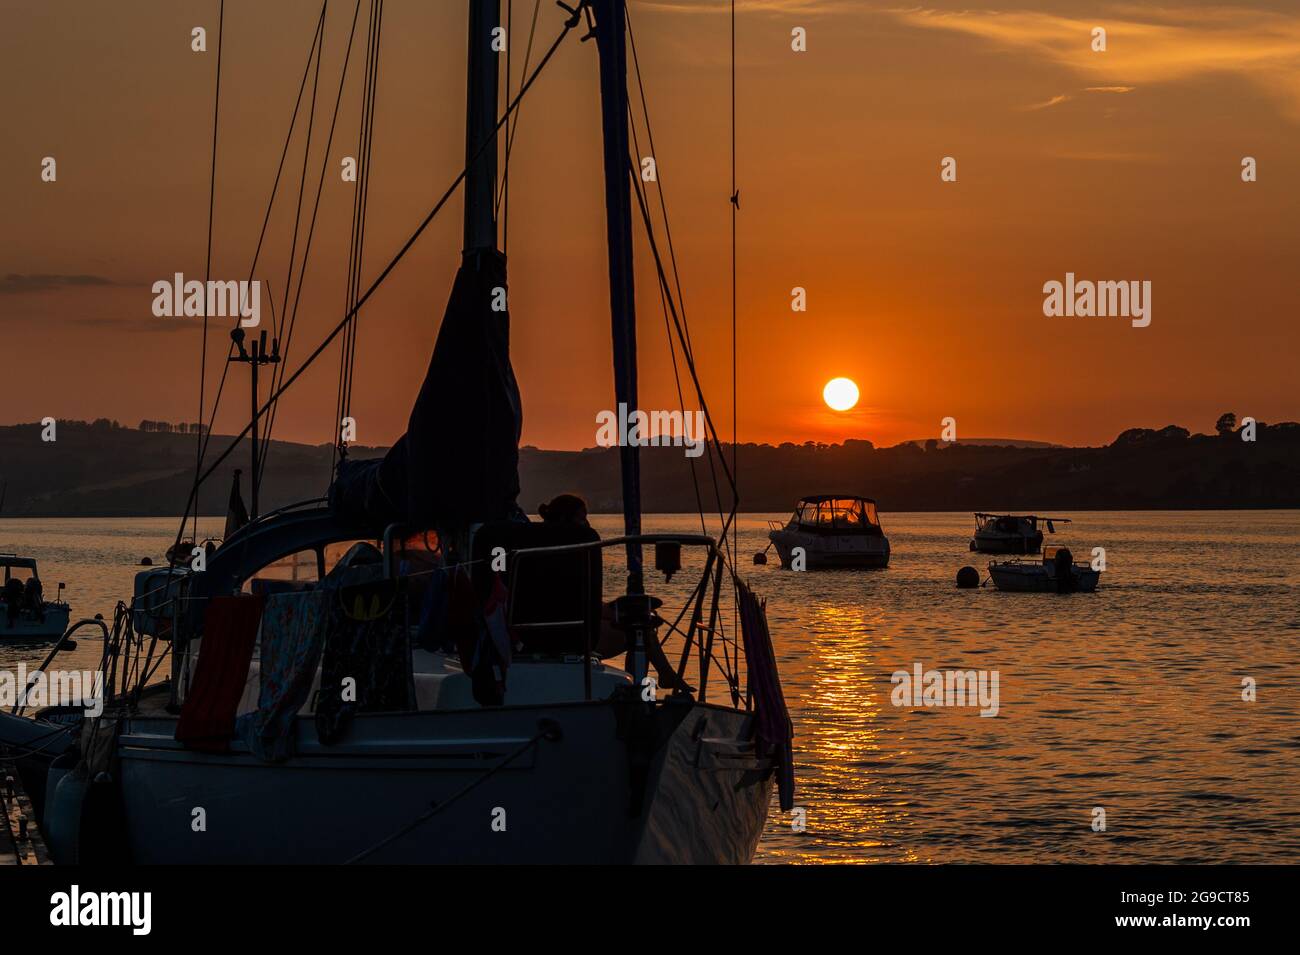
822 377 860 412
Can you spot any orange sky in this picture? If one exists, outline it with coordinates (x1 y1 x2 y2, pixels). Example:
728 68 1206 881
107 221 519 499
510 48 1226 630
1 0 1297 451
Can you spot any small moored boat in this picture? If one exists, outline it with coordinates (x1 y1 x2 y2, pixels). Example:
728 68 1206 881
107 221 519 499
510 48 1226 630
988 545 1100 593
768 495 890 569
1 555 70 642
970 513 1070 554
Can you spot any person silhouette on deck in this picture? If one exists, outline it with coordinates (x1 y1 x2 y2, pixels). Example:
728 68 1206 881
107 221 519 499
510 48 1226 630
3 576 24 628
23 576 45 622
536 495 688 691
537 493 589 528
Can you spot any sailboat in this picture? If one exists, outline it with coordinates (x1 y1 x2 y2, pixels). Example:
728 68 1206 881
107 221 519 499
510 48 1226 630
1 0 793 865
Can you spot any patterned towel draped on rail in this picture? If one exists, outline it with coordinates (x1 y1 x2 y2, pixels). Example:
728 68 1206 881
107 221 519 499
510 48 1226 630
314 548 415 744
236 543 415 760
236 590 328 761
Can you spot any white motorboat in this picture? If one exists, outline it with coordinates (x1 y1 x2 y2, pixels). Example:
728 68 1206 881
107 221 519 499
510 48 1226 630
988 545 1100 593
970 513 1070 554
768 495 890 569
1 0 794 866
1 554 70 643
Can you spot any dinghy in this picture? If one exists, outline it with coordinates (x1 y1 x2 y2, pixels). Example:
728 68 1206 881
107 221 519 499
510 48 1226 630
988 546 1100 593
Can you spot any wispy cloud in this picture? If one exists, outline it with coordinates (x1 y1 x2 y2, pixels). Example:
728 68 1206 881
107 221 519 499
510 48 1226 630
890 5 1300 119
0 273 118 294
638 0 840 13
1044 148 1164 163
67 315 192 333
1022 93 1070 110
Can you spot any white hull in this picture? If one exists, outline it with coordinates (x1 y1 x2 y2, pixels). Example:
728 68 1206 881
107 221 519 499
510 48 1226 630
117 700 771 864
0 604 70 642
971 530 1042 554
988 564 1100 593
769 529 890 569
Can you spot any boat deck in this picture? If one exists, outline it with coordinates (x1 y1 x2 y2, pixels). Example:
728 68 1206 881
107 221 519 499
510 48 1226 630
1 757 51 865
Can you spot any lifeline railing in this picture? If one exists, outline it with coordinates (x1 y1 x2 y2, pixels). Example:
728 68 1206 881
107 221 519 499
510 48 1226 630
508 533 746 706
10 618 110 717
382 529 746 707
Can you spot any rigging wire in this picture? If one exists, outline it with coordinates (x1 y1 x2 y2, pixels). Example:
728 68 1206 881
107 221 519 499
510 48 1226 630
256 10 331 482
625 12 731 546
243 5 329 290
180 3 328 548
277 12 325 389
263 281 280 362
626 164 739 554
345 0 384 428
729 0 737 526
496 0 542 257
176 12 583 507
622 15 745 689
728 0 741 699
626 110 707 537
257 0 368 487
192 0 225 543
624 140 738 692
625 16 696 362
344 722 559 865
624 9 739 586
625 151 744 682
502 0 511 250
332 0 383 477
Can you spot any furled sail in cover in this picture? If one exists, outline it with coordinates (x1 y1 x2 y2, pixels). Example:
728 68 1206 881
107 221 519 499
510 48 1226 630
330 252 522 531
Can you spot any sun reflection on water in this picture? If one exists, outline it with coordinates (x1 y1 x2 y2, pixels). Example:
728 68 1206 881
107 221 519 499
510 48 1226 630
759 601 926 863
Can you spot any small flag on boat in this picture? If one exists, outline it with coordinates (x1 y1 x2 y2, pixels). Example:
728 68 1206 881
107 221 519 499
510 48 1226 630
225 469 250 538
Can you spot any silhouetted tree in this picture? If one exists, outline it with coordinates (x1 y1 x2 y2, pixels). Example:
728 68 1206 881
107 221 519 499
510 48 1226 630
1216 412 1236 436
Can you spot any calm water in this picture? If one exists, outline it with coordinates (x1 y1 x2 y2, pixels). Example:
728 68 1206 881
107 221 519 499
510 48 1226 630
3 511 1298 864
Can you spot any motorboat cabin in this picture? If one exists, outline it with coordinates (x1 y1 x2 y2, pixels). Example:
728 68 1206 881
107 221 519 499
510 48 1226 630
768 495 890 569
970 513 1070 554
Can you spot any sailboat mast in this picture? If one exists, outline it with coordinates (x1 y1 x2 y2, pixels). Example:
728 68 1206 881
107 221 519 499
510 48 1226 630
593 0 643 595
464 0 500 256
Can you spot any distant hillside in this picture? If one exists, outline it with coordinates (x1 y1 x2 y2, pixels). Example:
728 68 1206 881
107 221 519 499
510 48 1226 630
0 421 373 519
0 418 1296 517
899 437 1062 449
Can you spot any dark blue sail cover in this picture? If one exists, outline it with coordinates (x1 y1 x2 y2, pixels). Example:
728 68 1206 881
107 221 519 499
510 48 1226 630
331 251 522 531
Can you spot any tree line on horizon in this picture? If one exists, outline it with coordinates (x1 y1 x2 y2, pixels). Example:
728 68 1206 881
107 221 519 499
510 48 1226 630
3 411 1281 451
0 413 1295 516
